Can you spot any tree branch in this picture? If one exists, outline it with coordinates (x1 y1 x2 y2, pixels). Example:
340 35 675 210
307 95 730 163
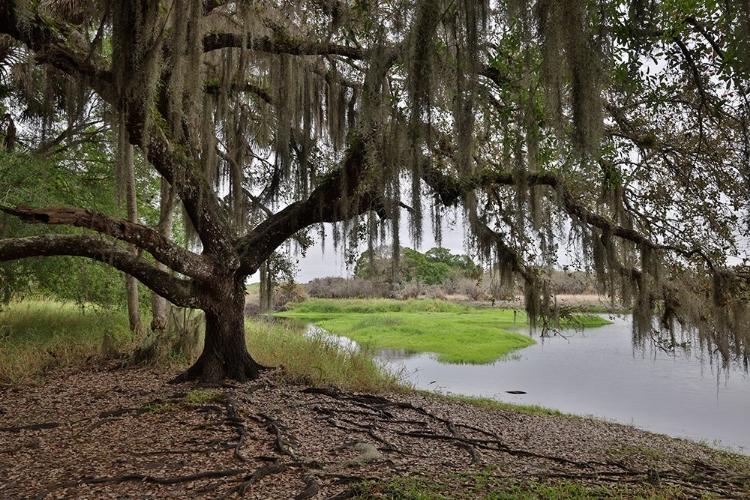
0 234 202 308
235 137 375 275
420 163 719 272
0 2 114 101
203 33 367 59
0 204 218 281
0 2 235 261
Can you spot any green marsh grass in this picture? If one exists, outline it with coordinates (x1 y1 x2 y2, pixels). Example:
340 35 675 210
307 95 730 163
286 298 471 314
0 299 135 384
278 299 609 364
245 317 405 391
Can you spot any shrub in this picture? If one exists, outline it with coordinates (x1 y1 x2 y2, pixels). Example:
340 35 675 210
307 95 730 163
394 283 420 300
274 282 309 307
549 270 596 295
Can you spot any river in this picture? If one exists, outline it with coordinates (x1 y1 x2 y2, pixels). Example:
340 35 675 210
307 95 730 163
310 315 750 454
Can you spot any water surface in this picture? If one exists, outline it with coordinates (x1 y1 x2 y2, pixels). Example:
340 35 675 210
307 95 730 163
373 315 750 454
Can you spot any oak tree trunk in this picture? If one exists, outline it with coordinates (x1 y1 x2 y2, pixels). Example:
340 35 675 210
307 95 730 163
171 278 267 384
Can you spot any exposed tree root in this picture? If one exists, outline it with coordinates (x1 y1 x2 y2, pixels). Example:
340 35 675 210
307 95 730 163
0 422 60 433
13 378 749 499
169 353 271 385
219 395 251 462
294 475 320 500
35 469 248 499
257 412 299 460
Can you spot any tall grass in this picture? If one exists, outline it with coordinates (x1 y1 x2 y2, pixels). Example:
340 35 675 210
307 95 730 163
245 318 406 392
0 299 406 392
0 300 136 384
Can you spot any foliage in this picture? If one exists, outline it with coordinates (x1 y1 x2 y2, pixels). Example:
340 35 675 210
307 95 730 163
282 298 472 315
0 142 156 309
354 246 483 286
1 0 749 381
548 270 597 295
307 276 392 299
272 281 309 308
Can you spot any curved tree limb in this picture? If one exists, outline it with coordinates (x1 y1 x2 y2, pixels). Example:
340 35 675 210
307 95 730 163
420 163 719 272
235 137 376 275
0 204 217 282
0 234 202 308
203 33 368 59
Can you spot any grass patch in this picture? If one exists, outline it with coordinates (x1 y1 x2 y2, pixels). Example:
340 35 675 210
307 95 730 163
0 299 136 384
351 473 692 499
183 388 223 405
0 299 405 392
559 313 611 329
278 299 610 364
427 392 567 417
244 317 406 392
278 300 533 364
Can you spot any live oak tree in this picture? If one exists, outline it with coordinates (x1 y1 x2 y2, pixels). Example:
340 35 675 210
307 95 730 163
0 0 749 383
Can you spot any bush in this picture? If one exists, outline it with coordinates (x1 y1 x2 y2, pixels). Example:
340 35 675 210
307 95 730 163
393 282 420 300
274 282 310 307
549 270 596 295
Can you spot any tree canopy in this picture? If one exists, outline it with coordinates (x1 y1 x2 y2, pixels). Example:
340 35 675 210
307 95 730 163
0 0 748 381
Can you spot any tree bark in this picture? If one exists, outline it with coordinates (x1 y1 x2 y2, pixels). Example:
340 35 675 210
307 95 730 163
151 178 174 333
124 142 141 332
171 278 267 384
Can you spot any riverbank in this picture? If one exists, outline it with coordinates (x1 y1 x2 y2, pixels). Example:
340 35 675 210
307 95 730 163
2 365 748 498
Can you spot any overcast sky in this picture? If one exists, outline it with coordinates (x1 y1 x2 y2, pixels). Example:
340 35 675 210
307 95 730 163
248 208 470 283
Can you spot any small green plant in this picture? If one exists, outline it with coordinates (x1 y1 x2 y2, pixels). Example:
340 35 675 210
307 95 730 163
183 388 223 405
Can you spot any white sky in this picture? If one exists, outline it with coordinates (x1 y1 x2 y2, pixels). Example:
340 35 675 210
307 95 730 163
248 208 470 283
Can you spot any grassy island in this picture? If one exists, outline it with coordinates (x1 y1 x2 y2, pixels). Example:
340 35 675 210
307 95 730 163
276 299 610 364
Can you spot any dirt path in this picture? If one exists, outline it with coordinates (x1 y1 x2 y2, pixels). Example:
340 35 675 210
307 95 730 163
1 365 748 498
